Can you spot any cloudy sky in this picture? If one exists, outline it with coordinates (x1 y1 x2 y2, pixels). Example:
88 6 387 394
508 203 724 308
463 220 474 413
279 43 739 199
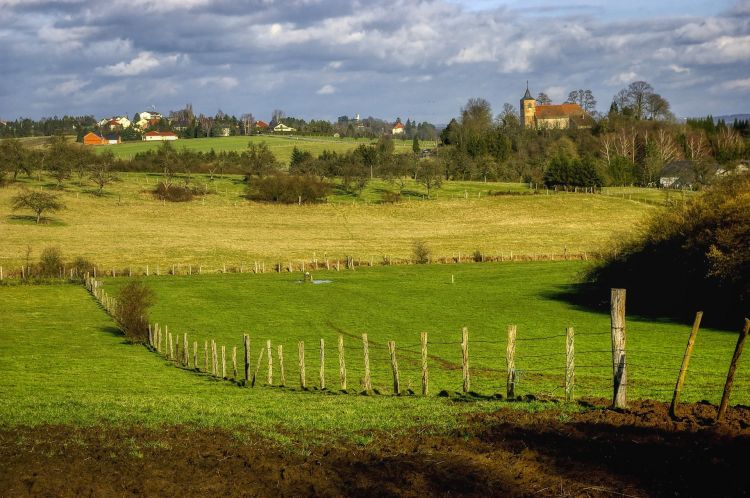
1 0 749 123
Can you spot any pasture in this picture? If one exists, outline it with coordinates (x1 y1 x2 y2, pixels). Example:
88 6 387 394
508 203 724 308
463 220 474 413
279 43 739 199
97 135 428 163
0 174 650 269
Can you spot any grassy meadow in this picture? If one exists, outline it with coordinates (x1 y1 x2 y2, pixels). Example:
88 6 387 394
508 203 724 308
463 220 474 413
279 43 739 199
0 173 651 269
97 135 429 162
1 262 747 440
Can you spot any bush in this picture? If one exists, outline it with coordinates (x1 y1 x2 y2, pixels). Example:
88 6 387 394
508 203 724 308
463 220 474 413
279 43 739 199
71 256 94 280
413 239 430 264
38 247 63 278
115 280 155 343
246 173 331 204
153 182 195 202
473 249 483 262
586 172 750 327
381 191 402 204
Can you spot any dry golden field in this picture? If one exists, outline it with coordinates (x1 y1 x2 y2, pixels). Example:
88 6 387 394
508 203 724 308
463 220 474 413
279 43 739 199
0 174 652 269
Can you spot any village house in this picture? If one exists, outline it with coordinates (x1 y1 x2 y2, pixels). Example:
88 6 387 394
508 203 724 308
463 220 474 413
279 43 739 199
520 86 592 129
97 116 131 130
142 131 178 142
255 120 269 132
83 132 121 145
273 123 296 133
392 121 405 135
134 111 164 130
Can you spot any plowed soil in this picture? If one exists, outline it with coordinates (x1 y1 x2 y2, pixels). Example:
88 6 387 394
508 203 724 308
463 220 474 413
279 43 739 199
1 400 749 497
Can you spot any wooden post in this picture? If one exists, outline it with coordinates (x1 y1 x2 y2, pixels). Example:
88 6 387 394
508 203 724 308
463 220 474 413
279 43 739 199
461 327 470 393
319 338 326 390
183 333 188 367
212 340 218 376
168 333 174 360
204 340 209 372
221 345 226 378
421 331 428 395
146 264 149 276
148 324 153 347
252 348 265 387
232 346 238 379
243 334 250 382
193 341 198 370
298 341 306 389
717 319 750 422
266 340 273 385
610 288 627 409
362 333 372 392
278 345 286 387
669 312 703 418
506 325 517 399
565 326 575 402
388 340 400 395
338 335 347 391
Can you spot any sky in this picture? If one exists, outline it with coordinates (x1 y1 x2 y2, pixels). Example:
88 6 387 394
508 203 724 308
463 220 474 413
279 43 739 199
1 0 749 124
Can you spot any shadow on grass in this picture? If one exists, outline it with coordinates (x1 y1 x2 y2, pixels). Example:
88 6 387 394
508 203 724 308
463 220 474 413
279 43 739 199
6 215 67 226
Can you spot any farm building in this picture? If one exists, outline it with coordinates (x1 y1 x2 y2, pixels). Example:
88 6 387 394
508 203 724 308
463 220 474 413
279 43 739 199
392 122 405 135
255 120 269 131
520 86 592 129
143 131 178 142
83 132 121 145
273 123 296 133
659 160 719 188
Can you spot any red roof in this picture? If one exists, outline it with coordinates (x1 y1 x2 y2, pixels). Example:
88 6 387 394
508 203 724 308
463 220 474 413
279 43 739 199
535 103 585 119
256 120 269 128
393 122 404 129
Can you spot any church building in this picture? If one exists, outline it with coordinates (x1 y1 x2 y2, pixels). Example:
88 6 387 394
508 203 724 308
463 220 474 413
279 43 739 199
520 85 592 130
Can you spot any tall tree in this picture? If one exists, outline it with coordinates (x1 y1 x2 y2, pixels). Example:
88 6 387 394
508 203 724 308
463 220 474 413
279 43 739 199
536 92 551 105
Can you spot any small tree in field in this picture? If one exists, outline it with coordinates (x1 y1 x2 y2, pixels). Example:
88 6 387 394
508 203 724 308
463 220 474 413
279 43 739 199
89 151 118 195
413 239 430 264
11 189 64 223
38 246 63 277
115 280 155 343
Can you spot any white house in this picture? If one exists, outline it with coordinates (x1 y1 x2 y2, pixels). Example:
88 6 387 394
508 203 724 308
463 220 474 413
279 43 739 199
143 131 178 141
135 111 163 130
98 116 131 130
392 122 405 135
273 123 296 133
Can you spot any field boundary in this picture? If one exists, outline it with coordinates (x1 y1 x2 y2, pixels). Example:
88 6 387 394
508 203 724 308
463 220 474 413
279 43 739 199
84 274 750 420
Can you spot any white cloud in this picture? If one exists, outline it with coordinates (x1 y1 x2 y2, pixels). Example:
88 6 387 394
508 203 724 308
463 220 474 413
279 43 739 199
97 52 181 77
544 86 566 101
197 76 239 90
52 78 90 96
718 78 750 91
668 64 690 74
316 84 336 95
606 71 639 86
327 61 343 69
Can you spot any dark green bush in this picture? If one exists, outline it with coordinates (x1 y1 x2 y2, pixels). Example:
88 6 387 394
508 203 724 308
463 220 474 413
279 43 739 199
586 172 749 327
413 239 430 264
153 182 196 202
246 173 331 204
38 247 63 277
381 191 402 204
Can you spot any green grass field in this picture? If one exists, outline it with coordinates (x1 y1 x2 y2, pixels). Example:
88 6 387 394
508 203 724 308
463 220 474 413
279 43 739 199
0 174 650 269
1 262 747 440
98 135 429 163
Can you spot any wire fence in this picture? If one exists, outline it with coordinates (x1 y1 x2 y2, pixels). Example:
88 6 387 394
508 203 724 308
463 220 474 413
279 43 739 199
85 276 750 417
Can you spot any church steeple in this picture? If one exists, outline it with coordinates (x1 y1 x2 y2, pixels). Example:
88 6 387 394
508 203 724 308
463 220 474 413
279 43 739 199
520 82 536 129
522 81 533 100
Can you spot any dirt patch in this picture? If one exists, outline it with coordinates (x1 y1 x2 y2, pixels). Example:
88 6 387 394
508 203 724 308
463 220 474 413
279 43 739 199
1 400 749 497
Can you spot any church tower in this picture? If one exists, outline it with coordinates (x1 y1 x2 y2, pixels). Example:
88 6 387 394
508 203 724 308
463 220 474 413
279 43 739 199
520 83 536 129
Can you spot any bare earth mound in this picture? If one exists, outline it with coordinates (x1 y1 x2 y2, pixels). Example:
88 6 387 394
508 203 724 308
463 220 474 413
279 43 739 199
2 400 749 497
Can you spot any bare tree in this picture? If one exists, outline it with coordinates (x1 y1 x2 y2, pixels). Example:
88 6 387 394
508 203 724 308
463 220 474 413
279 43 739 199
270 109 285 127
240 113 255 135
566 89 597 113
536 92 551 105
626 81 654 119
685 132 709 161
90 151 118 195
653 128 680 164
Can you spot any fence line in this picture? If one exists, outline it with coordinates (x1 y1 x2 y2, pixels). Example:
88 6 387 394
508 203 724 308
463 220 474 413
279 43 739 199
82 275 750 417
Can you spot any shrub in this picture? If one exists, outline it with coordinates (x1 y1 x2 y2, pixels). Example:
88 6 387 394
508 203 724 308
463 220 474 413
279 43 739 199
586 172 749 327
38 247 63 278
413 239 430 264
114 280 155 343
381 191 402 204
153 182 194 202
71 256 95 280
472 249 483 262
246 173 331 204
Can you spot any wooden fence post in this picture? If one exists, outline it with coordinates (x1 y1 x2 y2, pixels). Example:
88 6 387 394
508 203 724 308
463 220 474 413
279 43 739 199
278 345 286 387
610 288 627 409
183 333 188 367
388 340 400 395
362 333 372 392
232 346 238 379
565 326 575 402
148 324 153 348
266 340 273 385
506 325 517 399
319 338 326 390
204 340 208 372
717 319 750 422
193 341 198 370
168 333 174 361
298 341 306 389
221 345 226 378
461 327 470 393
252 348 265 387
212 340 218 376
243 334 250 383
669 312 703 418
338 335 347 391
421 332 428 395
